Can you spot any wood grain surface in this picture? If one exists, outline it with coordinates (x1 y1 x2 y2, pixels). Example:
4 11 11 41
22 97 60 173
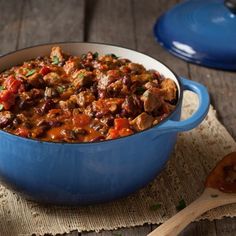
0 0 235 235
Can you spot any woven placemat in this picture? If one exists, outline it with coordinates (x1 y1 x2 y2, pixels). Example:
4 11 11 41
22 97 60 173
0 91 235 236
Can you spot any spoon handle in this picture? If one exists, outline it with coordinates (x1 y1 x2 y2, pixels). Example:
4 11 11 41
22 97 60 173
148 188 236 236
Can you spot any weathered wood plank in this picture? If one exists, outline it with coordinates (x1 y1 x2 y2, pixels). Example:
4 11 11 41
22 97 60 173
18 0 85 48
133 0 188 76
85 0 135 48
180 220 217 236
150 220 217 236
0 0 24 54
215 218 236 236
189 65 236 139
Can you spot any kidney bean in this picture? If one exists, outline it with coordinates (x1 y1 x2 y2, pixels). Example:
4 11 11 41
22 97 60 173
122 75 131 87
41 99 55 113
48 120 63 127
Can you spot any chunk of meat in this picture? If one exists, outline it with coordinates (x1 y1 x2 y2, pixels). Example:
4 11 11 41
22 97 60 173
26 72 44 88
130 112 154 131
0 111 14 128
107 79 129 96
50 46 64 63
160 79 177 102
59 99 76 109
16 113 28 125
93 98 124 116
43 72 60 86
63 58 81 74
131 73 152 83
72 69 93 88
128 63 145 74
44 87 58 98
144 81 158 90
71 91 95 108
141 89 163 113
97 74 110 90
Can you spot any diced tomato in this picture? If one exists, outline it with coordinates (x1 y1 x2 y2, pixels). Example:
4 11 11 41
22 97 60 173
0 90 15 110
40 66 51 76
107 128 119 139
114 118 130 130
15 127 30 137
72 114 91 127
118 128 133 137
4 75 22 93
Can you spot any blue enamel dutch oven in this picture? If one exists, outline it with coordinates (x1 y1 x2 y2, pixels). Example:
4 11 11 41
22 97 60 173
0 43 210 205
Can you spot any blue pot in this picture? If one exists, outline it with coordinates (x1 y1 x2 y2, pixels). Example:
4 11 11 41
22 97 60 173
0 43 210 205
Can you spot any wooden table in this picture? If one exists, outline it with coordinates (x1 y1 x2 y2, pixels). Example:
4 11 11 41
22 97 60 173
1 0 235 235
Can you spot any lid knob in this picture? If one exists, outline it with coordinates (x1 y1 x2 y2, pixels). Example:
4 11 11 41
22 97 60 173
224 0 236 14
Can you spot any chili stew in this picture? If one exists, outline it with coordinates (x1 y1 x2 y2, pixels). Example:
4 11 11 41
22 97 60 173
0 47 177 142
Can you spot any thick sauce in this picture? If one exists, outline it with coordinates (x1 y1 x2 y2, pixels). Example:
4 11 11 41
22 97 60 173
205 152 236 193
0 47 177 142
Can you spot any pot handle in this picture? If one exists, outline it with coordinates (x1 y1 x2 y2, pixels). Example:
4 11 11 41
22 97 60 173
157 77 210 133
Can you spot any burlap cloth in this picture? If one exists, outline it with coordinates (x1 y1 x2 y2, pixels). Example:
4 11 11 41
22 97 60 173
0 91 235 236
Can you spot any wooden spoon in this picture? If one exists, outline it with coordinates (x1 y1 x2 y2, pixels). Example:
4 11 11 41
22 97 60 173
148 152 236 236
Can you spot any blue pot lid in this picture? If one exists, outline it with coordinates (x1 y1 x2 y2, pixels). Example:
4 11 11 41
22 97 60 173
154 0 236 71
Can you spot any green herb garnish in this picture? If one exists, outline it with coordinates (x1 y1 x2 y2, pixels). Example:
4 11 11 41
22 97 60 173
57 86 65 93
106 53 118 59
26 69 36 77
211 194 218 198
93 52 99 59
77 73 85 79
0 104 4 111
81 54 87 60
149 203 162 211
136 87 146 95
0 86 5 91
176 199 186 212
52 56 59 65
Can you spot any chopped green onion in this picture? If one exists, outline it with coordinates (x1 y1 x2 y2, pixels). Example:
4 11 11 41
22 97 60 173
57 86 65 93
0 86 5 91
93 52 99 59
0 104 4 111
81 54 87 59
106 53 118 59
26 69 36 77
176 199 186 212
211 194 218 198
149 203 161 211
77 73 85 79
52 56 59 65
